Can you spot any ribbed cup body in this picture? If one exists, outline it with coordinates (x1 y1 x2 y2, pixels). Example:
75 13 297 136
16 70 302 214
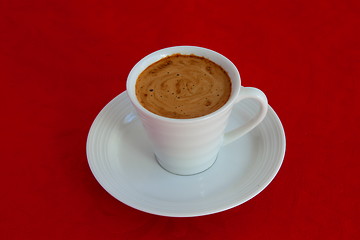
134 103 232 175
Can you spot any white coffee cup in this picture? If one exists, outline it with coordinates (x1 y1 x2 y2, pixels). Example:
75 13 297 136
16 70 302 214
127 46 268 175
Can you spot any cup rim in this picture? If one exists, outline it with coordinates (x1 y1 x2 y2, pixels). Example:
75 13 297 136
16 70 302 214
126 46 241 122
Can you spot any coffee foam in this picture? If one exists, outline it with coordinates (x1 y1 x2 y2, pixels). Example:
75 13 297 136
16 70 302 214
136 54 231 119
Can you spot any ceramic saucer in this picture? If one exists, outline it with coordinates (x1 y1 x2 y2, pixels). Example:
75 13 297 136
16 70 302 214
86 91 286 217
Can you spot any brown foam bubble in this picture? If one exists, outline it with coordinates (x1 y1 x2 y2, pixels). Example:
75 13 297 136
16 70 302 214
135 54 231 119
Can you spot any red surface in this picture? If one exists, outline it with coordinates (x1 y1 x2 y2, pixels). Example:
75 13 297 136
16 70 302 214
1 0 359 239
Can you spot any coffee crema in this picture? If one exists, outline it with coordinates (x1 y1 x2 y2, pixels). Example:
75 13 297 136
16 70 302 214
135 54 232 119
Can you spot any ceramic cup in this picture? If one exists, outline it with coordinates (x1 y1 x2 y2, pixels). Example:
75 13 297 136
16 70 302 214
127 46 268 175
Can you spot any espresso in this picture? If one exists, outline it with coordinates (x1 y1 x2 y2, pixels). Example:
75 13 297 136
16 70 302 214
135 54 231 119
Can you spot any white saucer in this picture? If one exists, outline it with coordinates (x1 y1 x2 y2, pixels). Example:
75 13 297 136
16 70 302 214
86 91 286 217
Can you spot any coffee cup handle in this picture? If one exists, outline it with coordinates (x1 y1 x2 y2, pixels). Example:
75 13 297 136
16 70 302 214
223 87 268 145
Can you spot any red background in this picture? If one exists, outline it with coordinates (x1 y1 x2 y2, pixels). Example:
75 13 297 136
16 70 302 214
1 0 359 239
